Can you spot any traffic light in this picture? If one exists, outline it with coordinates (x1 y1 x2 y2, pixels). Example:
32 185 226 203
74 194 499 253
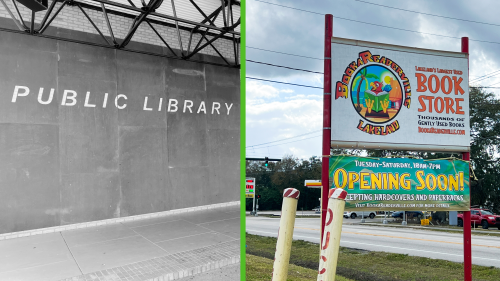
257 195 261 199
264 156 269 167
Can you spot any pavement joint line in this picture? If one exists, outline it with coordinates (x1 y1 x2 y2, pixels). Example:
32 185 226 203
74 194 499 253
67 234 143 248
0 259 70 274
153 231 220 244
197 216 240 225
127 219 184 229
194 224 239 240
59 232 84 276
196 219 237 234
126 224 172 256
210 231 240 241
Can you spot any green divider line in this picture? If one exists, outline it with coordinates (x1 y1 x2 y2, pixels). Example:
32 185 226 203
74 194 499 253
240 0 246 280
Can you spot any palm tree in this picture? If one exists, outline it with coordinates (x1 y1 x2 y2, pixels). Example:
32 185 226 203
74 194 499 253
352 68 379 112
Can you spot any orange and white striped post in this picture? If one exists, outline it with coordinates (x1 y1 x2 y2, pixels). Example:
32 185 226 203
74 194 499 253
317 188 348 281
272 188 300 281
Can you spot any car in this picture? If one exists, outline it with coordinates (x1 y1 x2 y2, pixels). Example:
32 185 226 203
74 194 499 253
312 206 321 214
343 211 376 219
457 208 500 229
391 211 424 219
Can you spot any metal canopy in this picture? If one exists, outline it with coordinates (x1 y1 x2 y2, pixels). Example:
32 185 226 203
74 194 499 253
0 0 240 67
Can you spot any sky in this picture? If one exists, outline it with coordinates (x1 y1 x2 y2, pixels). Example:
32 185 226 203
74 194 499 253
245 0 500 160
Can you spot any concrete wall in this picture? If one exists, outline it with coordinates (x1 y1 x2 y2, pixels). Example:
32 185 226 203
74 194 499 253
0 29 240 234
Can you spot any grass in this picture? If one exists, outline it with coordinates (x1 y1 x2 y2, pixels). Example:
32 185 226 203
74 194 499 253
246 254 354 281
246 233 500 281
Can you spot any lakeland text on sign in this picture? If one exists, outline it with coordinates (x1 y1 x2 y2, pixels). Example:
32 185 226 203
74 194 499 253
331 37 469 152
329 155 470 211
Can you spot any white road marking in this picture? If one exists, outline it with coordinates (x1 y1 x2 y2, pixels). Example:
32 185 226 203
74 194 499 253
340 241 500 262
247 229 500 263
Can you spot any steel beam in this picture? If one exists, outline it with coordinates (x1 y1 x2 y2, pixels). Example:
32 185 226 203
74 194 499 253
0 0 26 31
1 0 240 66
101 3 117 46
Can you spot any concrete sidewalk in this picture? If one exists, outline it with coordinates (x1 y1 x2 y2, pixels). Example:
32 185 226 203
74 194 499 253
0 205 240 281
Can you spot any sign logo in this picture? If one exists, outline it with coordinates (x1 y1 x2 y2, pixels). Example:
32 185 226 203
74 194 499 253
335 50 412 136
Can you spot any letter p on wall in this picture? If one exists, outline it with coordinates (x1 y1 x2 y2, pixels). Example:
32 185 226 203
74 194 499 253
12 86 30 102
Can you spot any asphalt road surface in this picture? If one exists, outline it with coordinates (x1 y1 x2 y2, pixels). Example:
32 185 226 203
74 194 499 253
246 216 500 268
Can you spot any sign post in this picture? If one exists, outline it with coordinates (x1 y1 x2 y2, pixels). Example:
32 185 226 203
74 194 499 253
323 15 471 280
461 36 472 281
321 13 333 242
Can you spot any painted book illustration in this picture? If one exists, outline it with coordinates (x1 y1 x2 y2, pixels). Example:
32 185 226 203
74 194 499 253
350 65 403 121
364 90 389 113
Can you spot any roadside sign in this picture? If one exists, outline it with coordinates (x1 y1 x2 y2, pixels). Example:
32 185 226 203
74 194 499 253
304 180 322 188
331 37 469 152
246 177 255 197
329 155 470 211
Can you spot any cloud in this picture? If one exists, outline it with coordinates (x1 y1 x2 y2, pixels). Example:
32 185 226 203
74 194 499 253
247 80 288 99
246 0 500 158
246 81 323 159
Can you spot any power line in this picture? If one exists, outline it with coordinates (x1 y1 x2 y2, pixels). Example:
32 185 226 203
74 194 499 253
352 0 500 27
247 60 323 74
248 59 500 83
247 60 500 87
484 80 500 88
251 135 322 149
470 71 500 83
248 75 500 90
247 130 322 148
253 0 500 45
246 77 323 89
470 70 500 82
254 0 322 15
247 46 323 60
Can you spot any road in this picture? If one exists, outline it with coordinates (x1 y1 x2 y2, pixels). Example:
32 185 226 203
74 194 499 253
246 216 500 268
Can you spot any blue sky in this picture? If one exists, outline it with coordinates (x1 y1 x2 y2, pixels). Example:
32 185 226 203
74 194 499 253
246 0 500 160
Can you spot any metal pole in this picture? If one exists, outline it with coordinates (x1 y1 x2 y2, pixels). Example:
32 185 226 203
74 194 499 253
30 11 35 35
170 0 185 57
402 211 407 225
321 14 333 242
252 193 256 215
461 36 472 281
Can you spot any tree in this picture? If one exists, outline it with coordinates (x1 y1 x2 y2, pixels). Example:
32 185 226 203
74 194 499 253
468 87 500 213
245 155 321 211
353 68 379 112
